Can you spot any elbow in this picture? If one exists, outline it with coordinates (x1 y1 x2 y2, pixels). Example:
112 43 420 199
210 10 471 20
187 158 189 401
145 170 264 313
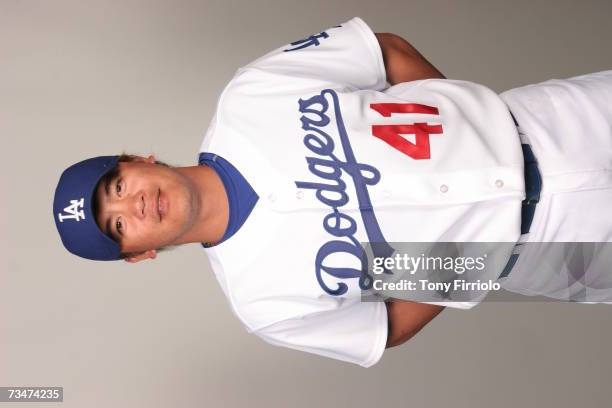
375 32 408 47
375 32 417 56
385 324 419 348
384 300 445 349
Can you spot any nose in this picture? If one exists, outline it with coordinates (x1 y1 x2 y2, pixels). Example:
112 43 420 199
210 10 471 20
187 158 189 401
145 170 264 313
107 192 145 220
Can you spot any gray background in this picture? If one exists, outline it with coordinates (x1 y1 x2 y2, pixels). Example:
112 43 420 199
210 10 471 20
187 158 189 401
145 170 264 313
2 0 611 407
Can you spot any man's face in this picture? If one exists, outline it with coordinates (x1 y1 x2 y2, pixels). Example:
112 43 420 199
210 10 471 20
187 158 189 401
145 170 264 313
94 157 198 255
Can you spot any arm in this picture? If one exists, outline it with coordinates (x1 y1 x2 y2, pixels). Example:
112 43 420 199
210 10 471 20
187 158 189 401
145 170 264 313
375 33 446 85
375 32 446 347
385 300 444 348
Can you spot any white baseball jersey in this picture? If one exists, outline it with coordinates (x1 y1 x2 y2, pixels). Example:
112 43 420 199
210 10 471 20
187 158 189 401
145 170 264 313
200 17 526 367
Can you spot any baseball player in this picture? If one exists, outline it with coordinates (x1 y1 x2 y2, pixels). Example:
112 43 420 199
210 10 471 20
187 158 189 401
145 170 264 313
53 17 612 367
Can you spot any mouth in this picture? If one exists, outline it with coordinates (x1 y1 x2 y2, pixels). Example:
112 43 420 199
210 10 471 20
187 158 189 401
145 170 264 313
157 188 164 222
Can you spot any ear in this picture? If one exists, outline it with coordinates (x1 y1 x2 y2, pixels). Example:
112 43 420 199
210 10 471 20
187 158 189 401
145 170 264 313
124 249 157 263
128 155 156 164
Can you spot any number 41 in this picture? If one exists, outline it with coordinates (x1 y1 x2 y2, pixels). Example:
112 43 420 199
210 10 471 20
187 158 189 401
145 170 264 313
370 103 443 160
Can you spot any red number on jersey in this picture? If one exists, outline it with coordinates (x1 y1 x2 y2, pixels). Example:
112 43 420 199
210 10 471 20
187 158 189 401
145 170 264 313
370 103 442 160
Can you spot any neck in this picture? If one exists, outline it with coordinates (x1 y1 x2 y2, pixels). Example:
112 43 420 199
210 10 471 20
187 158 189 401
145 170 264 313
173 165 229 246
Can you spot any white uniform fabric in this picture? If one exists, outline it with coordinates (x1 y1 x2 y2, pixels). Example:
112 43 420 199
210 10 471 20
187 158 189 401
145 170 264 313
499 71 612 302
200 17 526 367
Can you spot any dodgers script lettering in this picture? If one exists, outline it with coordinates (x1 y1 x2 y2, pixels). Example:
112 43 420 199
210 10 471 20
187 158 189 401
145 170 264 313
294 89 395 295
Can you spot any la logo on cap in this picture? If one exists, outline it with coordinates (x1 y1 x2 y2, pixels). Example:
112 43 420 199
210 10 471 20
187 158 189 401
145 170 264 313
58 198 85 223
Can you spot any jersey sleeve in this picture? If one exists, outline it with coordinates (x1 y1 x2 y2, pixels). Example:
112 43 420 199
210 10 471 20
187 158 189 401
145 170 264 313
254 300 388 368
242 17 387 91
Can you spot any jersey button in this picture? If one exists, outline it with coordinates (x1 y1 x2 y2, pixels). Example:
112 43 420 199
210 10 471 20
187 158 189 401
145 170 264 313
439 184 449 193
495 179 504 188
296 191 304 199
268 193 277 202
383 190 392 198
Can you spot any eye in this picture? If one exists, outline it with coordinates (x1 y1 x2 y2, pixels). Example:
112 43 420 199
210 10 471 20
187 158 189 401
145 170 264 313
116 217 124 235
116 179 124 197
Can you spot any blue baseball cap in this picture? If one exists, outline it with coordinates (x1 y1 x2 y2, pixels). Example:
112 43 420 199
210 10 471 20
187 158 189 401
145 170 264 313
53 156 121 261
